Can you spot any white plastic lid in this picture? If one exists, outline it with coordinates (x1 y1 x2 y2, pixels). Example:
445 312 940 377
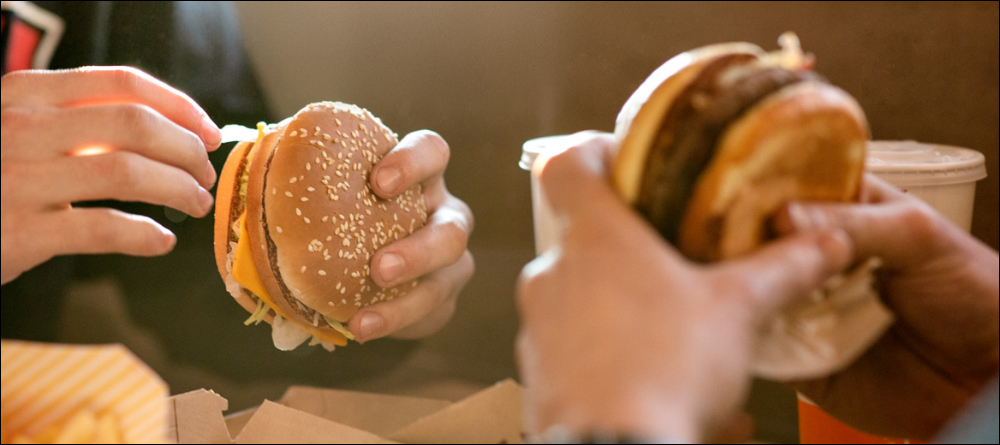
521 135 570 171
866 141 987 187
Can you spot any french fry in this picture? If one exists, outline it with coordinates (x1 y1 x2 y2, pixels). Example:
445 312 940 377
9 436 36 445
52 411 97 445
94 413 122 445
26 424 61 444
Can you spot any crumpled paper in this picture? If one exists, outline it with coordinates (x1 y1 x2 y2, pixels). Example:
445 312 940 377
752 258 894 381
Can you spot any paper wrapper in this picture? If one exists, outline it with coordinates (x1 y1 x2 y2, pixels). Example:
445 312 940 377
752 259 894 381
1 341 169 444
168 380 525 444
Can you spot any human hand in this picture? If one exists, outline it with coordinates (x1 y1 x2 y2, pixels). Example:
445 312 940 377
777 174 1000 440
1 67 222 286
346 130 475 343
516 132 853 443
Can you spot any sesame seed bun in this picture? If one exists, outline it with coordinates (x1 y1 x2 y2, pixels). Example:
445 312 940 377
612 41 868 262
246 102 428 328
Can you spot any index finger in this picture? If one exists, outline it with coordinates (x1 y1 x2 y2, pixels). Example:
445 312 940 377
370 130 450 201
1 67 221 150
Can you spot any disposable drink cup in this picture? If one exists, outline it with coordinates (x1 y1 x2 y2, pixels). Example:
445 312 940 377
867 141 987 230
521 135 569 255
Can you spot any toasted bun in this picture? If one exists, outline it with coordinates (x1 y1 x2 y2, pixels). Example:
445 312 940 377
679 82 868 261
213 140 260 316
247 102 428 325
613 42 765 203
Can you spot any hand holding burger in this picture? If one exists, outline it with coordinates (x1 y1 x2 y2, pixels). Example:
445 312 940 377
516 133 852 442
215 102 472 350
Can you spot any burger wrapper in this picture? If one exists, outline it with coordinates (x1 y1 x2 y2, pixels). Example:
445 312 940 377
751 258 894 381
0 341 169 444
167 380 525 444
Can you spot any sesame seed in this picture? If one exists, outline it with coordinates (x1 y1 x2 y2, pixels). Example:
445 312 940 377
319 270 327 276
276 226 283 233
314 126 321 136
296 208 302 216
286 192 294 198
304 218 311 224
322 216 329 222
301 197 309 202
272 188 277 195
290 177 297 184
290 131 298 137
301 266 307 273
306 163 312 171
335 119 342 126
324 134 332 141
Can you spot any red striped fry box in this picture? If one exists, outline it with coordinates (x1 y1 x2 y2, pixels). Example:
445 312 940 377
1 341 169 444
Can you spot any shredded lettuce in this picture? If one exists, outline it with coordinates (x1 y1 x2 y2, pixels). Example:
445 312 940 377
323 316 356 341
244 298 269 326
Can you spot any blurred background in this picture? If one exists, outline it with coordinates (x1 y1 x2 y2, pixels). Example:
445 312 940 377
2 2 997 443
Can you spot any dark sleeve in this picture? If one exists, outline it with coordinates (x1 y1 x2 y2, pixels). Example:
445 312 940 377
936 377 1000 444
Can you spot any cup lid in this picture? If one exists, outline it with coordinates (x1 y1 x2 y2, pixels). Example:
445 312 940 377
866 141 988 187
521 135 571 171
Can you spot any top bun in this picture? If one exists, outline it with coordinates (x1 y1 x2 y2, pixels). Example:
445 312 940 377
613 42 765 204
246 102 428 325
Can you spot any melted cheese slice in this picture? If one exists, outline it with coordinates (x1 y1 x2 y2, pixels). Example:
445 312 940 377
230 131 347 347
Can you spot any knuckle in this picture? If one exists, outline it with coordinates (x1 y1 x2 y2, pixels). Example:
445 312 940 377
437 218 471 253
899 204 940 241
82 210 119 247
103 152 143 188
107 67 147 94
417 130 450 164
114 104 157 137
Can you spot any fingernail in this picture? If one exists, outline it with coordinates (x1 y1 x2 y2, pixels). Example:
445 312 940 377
199 187 215 215
376 168 401 195
157 227 177 254
358 312 384 342
378 253 405 284
204 162 217 187
201 115 222 150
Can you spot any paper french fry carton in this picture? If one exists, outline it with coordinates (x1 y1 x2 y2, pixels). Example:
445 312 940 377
1 341 170 444
2 341 524 445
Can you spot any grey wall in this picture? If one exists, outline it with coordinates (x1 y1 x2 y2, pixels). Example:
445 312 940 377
233 2 999 442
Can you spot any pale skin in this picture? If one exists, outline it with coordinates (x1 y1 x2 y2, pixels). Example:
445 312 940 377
1 67 222 285
517 133 998 442
352 130 475 343
777 175 1000 441
1 67 474 343
516 133 853 442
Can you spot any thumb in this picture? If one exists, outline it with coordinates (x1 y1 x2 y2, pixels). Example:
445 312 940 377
533 132 618 217
720 230 854 319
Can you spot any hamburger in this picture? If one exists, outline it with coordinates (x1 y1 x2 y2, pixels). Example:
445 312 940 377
613 33 868 262
214 102 428 351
